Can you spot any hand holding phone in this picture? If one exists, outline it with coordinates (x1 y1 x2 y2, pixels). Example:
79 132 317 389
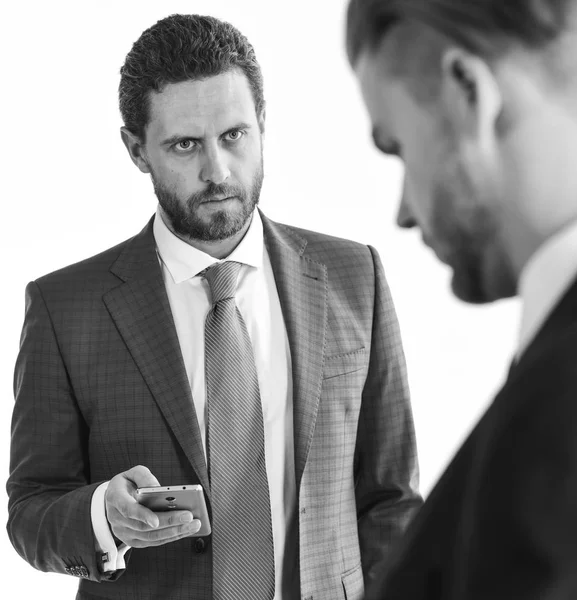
104 465 202 548
136 484 211 537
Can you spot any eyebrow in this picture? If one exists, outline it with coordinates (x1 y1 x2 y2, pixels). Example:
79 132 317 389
161 122 253 146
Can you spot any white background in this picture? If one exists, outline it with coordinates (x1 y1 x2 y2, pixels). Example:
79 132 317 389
0 1 519 597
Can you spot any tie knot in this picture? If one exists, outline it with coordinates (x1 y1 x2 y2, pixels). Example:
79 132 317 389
204 261 242 304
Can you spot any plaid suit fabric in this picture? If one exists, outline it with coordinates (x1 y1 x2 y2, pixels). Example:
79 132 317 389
7 211 421 600
262 220 422 599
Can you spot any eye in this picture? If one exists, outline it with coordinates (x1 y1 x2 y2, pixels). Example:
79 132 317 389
174 139 196 152
225 130 245 142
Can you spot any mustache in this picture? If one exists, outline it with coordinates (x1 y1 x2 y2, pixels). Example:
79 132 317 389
190 182 246 204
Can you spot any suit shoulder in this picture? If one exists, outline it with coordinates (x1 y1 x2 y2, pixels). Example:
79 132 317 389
279 222 374 264
33 233 137 292
488 326 577 450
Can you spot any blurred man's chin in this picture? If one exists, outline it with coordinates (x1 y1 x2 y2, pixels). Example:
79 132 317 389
450 266 515 305
449 263 493 305
451 277 490 304
450 243 518 304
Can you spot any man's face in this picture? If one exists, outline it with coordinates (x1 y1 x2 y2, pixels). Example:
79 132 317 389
141 70 264 242
355 46 514 304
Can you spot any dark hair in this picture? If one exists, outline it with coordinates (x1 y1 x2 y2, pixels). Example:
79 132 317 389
119 14 265 139
346 0 572 67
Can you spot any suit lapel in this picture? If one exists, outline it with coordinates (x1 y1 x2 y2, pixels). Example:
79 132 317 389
103 218 210 499
260 211 328 490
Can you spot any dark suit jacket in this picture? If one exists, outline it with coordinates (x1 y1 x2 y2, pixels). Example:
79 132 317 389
7 211 421 600
374 277 577 599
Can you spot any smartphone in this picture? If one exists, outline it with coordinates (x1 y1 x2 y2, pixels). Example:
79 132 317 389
135 484 211 536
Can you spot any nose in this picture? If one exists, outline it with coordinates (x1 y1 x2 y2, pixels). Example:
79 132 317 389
200 142 230 185
396 186 417 229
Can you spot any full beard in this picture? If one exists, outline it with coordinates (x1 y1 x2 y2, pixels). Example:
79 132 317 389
152 163 264 242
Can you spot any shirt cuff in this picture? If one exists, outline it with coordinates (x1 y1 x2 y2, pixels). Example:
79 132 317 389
91 481 131 572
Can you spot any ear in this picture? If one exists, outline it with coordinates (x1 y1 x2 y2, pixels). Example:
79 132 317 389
120 127 151 174
440 48 503 147
257 106 266 136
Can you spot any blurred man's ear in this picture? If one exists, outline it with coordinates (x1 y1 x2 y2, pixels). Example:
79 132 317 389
440 48 503 145
120 127 151 174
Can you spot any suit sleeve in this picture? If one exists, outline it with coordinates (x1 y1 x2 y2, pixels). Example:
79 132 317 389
6 281 116 583
355 246 423 596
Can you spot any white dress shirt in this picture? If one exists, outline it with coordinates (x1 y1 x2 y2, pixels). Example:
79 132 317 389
517 218 577 357
92 208 297 599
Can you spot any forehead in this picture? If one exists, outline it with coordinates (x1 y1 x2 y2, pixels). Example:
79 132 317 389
355 46 438 144
355 49 409 137
147 70 257 136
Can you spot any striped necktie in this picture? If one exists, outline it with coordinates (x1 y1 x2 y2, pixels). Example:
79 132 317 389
204 260 275 600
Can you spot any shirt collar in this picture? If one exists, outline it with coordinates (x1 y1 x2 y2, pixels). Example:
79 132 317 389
517 218 577 356
153 206 264 284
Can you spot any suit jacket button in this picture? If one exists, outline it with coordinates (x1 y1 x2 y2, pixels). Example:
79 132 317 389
194 538 205 553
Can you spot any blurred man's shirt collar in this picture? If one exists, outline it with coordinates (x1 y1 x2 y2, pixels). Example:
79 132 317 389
518 218 577 357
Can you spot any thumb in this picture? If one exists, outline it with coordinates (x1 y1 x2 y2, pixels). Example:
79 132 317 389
121 466 161 528
123 464 161 489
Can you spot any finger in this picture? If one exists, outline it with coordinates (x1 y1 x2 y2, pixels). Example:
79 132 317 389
154 510 195 530
129 520 202 548
127 507 196 530
106 489 159 529
120 501 160 529
109 506 194 532
145 518 202 542
106 504 157 532
117 519 201 547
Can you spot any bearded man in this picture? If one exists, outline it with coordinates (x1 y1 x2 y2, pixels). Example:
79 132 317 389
7 13 421 600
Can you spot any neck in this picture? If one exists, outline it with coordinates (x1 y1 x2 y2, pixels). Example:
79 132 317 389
496 78 577 277
500 203 577 283
159 208 254 259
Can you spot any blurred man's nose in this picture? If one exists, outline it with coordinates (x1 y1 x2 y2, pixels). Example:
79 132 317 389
201 143 230 184
396 189 417 229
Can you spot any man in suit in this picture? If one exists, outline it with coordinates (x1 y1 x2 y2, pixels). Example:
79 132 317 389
347 0 577 598
7 14 421 600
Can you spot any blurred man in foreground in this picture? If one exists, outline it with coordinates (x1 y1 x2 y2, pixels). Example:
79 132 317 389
347 0 577 598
